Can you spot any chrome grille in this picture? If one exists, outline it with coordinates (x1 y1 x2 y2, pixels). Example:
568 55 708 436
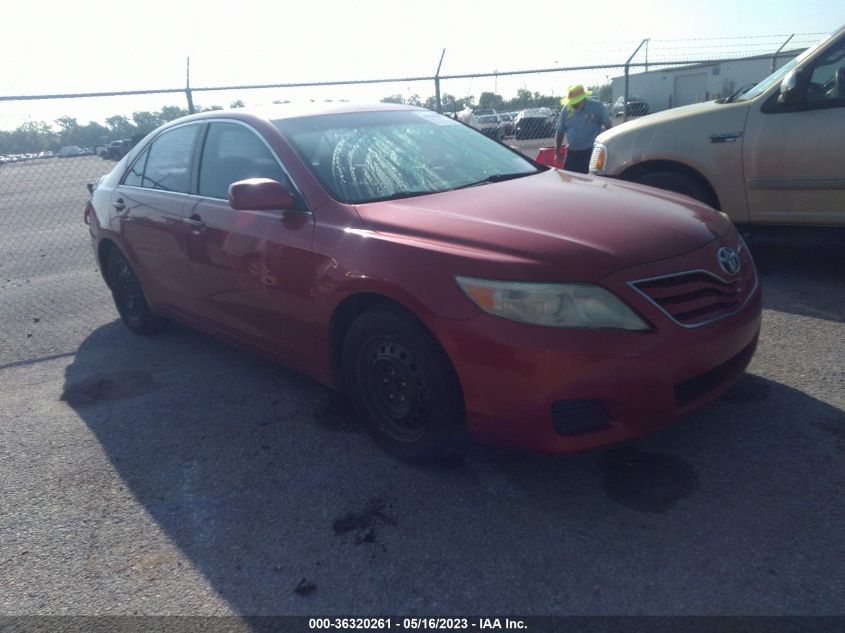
628 245 756 328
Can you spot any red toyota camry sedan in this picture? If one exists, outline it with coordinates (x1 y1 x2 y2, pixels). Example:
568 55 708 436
85 103 762 463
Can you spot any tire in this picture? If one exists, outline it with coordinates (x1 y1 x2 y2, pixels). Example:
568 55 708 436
342 306 466 464
106 249 168 335
633 171 710 206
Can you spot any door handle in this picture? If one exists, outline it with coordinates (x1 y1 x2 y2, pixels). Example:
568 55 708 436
112 198 126 212
182 216 206 231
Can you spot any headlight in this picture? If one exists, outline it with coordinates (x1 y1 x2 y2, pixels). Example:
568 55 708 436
590 144 607 174
455 277 650 330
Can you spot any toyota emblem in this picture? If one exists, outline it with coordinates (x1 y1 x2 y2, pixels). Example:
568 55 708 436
717 247 741 276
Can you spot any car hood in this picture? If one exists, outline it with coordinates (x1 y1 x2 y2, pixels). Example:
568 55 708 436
599 100 750 142
354 169 732 281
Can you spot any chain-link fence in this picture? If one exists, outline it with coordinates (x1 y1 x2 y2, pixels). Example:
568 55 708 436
0 153 113 365
0 34 825 364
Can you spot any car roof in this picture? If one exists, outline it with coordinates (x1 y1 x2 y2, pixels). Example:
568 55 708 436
177 102 424 126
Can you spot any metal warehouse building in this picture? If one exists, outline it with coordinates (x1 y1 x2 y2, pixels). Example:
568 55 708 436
611 49 806 113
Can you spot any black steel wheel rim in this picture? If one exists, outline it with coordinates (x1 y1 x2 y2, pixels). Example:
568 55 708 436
114 261 143 326
360 337 431 443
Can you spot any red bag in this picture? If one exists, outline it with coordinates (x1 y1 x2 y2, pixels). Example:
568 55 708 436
535 146 567 168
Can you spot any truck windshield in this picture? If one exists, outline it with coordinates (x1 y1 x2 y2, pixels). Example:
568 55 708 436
736 34 831 102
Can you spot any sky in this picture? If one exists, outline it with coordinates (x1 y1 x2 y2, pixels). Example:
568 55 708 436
0 0 840 131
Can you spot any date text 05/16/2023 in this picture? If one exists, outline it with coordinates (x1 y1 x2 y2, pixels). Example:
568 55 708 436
308 618 528 630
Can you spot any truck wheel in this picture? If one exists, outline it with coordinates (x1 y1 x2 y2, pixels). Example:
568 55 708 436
342 306 466 464
106 250 168 335
633 171 710 206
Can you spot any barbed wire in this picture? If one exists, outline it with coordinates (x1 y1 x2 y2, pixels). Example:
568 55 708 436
647 42 813 51
648 32 826 42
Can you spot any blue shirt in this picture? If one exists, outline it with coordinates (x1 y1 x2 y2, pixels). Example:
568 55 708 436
556 98 612 151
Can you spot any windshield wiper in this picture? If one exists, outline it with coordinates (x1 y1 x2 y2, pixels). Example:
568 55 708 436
721 83 756 104
369 190 435 202
454 171 538 190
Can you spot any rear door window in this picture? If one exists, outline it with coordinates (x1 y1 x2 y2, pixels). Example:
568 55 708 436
123 147 149 187
138 124 200 193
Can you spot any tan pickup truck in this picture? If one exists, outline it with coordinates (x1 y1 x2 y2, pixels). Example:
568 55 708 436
590 24 845 226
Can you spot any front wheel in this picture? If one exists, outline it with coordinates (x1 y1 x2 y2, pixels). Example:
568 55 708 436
342 306 466 463
106 249 168 335
633 171 710 206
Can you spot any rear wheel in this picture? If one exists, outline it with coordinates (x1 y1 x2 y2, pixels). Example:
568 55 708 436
106 249 168 335
633 170 710 206
342 306 466 464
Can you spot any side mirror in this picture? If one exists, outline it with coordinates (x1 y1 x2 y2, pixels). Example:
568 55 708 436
778 69 802 105
228 178 296 211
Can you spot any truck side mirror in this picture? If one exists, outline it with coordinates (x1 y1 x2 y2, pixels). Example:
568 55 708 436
778 69 802 105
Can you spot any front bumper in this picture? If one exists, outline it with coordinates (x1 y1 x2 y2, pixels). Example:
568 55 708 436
426 237 762 453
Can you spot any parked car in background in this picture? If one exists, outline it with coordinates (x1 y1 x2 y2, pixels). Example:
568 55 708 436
456 109 504 139
474 113 503 139
58 146 84 158
102 139 134 160
85 103 761 463
513 107 556 139
497 111 518 137
592 24 845 227
612 96 649 117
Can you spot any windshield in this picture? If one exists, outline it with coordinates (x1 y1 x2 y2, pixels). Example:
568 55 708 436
736 34 831 102
274 110 539 204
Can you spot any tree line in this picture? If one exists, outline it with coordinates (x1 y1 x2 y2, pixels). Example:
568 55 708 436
0 83 611 154
381 85 612 113
0 103 243 155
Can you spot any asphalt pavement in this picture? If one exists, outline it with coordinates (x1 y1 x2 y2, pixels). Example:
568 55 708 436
0 157 843 617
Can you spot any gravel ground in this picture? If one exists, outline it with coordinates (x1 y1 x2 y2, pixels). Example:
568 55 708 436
0 155 843 617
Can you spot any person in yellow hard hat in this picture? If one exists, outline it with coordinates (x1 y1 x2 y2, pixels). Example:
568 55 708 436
554 84 612 173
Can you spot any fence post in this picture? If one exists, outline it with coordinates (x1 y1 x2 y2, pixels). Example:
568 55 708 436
623 65 629 123
624 39 648 123
434 49 446 113
185 56 196 114
771 34 794 74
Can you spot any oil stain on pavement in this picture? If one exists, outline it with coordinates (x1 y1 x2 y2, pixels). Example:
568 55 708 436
61 370 160 407
600 447 698 513
332 497 396 545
